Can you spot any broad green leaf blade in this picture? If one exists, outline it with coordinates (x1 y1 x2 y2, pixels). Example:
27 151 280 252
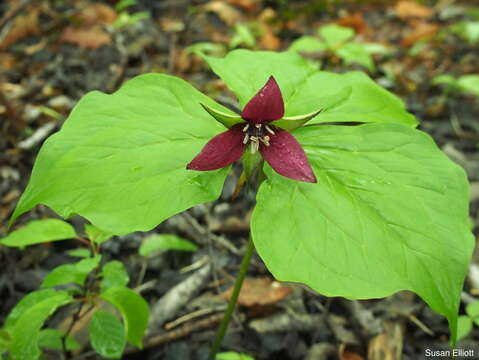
335 43 375 72
318 24 355 47
10 74 231 235
289 36 327 53
100 287 149 348
10 292 72 360
38 329 80 351
89 310 126 359
217 352 256 360
457 316 473 341
252 123 473 344
1 219 76 248
139 234 198 256
41 255 101 288
203 50 416 126
101 261 130 292
4 289 58 328
85 224 113 245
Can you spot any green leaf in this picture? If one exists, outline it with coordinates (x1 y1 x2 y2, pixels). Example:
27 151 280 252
252 123 473 344
217 352 256 360
89 310 126 359
318 24 355 48
432 74 457 87
101 261 130 292
271 108 323 131
457 75 479 97
457 316 473 341
10 292 72 360
38 329 80 351
85 224 113 245
139 234 198 256
466 302 479 326
200 103 244 128
100 287 149 348
335 42 375 72
10 74 231 235
289 36 327 53
41 255 101 288
4 289 58 329
203 50 416 126
0 329 11 353
1 219 76 248
449 21 479 44
67 248 91 258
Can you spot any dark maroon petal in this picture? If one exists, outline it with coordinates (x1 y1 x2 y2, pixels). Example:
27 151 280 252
187 125 245 171
241 76 285 124
260 129 317 183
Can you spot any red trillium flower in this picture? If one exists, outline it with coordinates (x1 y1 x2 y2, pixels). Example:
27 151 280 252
187 76 317 183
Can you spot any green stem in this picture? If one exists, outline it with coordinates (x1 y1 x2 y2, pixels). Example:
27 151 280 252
208 236 255 360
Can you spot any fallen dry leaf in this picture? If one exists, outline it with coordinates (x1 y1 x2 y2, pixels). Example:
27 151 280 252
341 351 364 360
75 2 117 25
226 0 261 13
337 13 368 34
60 26 111 50
0 9 41 50
203 1 243 26
368 320 404 360
395 1 433 20
401 21 439 47
222 277 292 307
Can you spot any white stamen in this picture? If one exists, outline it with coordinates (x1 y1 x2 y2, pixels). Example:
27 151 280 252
255 124 261 128
242 124 250 132
260 135 270 146
249 137 259 154
243 134 249 144
265 125 275 135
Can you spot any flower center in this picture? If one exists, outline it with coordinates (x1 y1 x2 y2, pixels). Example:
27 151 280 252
242 123 275 154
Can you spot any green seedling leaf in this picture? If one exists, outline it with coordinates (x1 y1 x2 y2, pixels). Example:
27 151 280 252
449 21 479 44
432 74 457 87
335 42 375 72
457 315 473 341
319 24 355 48
101 261 130 292
89 310 126 359
457 75 479 97
1 219 76 248
217 352 256 360
466 302 479 326
200 103 244 128
289 36 327 53
203 50 416 126
10 74 231 235
41 255 101 288
38 329 80 351
67 248 91 258
230 23 257 49
85 224 114 245
185 42 226 57
10 292 72 360
101 287 149 348
252 123 473 344
4 289 59 328
362 42 392 55
139 234 198 257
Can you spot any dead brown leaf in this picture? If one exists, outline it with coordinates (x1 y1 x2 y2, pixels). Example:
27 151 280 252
60 26 111 50
75 3 117 25
0 9 41 50
401 21 439 47
226 0 261 13
203 1 243 26
395 1 433 20
222 277 292 307
341 351 364 360
337 13 368 34
368 320 404 360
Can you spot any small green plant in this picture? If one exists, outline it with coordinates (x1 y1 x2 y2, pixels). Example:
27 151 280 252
432 74 479 98
217 351 255 360
448 20 479 45
289 24 390 72
0 219 149 360
113 0 149 29
457 302 479 341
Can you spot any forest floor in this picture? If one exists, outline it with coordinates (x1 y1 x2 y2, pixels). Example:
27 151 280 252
1 0 479 359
